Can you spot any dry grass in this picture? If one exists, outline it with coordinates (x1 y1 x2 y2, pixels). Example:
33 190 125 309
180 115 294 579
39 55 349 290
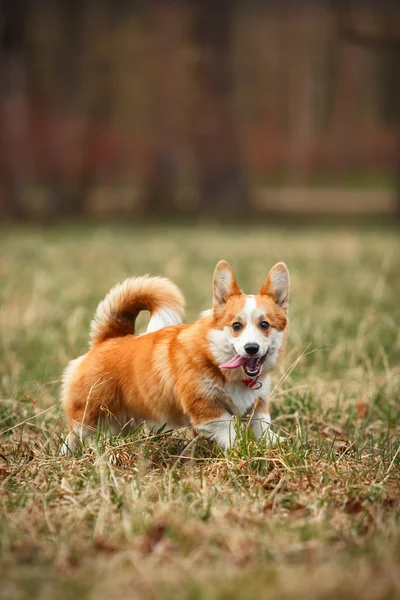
1 223 400 600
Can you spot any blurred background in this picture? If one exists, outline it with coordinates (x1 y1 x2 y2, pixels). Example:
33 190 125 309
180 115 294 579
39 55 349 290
0 0 399 222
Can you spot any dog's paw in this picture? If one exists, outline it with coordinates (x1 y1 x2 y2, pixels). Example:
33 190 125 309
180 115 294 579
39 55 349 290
59 434 78 456
263 429 285 448
59 441 70 456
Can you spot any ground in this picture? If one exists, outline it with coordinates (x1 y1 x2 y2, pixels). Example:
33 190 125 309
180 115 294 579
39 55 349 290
1 223 399 600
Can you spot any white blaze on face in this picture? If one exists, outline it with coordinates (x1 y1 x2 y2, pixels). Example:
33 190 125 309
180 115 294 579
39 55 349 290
208 294 284 373
232 296 260 356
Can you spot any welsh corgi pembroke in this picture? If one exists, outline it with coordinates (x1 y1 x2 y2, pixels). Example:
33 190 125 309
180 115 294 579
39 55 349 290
60 261 289 454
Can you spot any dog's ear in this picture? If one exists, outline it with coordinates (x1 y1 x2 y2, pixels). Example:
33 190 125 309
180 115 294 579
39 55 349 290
213 261 242 309
260 263 290 310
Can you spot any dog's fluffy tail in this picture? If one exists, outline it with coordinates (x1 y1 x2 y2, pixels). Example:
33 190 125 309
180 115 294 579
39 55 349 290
89 276 185 347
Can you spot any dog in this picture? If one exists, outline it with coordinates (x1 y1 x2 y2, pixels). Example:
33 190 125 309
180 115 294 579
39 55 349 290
60 260 289 454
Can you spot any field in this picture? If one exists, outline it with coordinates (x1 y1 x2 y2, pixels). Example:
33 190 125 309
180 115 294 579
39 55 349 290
1 224 400 600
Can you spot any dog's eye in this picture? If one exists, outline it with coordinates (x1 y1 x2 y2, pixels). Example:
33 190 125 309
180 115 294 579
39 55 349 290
232 322 242 331
260 321 270 330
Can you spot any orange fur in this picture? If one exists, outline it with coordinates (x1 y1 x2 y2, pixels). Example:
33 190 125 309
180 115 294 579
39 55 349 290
60 262 289 453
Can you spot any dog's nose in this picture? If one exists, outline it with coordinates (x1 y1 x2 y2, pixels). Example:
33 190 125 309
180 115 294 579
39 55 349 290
244 343 260 356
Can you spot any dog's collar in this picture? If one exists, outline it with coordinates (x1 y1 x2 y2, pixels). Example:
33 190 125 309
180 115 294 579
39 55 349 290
241 376 262 390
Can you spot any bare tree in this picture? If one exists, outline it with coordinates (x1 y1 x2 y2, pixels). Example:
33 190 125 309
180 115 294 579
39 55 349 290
47 0 87 219
0 0 29 221
142 0 185 216
189 0 248 217
335 3 400 214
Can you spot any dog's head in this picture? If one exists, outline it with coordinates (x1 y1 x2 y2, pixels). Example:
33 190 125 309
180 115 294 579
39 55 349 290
207 260 289 380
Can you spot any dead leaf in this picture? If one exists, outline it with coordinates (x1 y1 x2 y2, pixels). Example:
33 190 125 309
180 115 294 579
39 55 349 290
141 520 167 555
0 467 11 479
233 538 259 567
344 499 364 514
355 400 369 419
94 538 119 554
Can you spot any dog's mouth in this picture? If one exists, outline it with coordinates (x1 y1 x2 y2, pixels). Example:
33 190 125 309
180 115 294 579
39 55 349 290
220 352 268 378
243 356 265 377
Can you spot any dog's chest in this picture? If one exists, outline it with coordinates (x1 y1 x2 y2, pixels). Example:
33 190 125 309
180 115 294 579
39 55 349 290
224 382 260 416
201 375 270 417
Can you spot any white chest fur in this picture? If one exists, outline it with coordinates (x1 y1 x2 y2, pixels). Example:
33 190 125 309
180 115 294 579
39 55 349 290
200 373 270 417
225 375 270 417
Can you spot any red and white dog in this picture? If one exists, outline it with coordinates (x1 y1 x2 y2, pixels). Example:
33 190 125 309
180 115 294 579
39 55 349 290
60 261 289 454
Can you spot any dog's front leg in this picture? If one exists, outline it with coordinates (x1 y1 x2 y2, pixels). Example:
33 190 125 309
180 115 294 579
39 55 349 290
194 412 237 449
180 392 236 449
250 399 283 447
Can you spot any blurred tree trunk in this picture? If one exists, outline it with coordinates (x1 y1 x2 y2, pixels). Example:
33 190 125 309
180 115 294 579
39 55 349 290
335 4 400 214
328 42 364 171
43 0 87 220
190 0 248 217
143 0 183 215
285 10 314 181
0 0 29 221
390 57 400 216
27 0 88 221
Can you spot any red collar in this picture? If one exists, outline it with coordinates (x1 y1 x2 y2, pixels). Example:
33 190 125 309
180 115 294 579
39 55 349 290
241 376 261 389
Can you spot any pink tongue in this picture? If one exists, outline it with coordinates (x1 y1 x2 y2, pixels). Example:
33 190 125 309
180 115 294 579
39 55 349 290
220 354 247 369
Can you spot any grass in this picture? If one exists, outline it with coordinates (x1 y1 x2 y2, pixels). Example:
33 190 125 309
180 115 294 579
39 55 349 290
1 223 400 600
252 170 395 190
